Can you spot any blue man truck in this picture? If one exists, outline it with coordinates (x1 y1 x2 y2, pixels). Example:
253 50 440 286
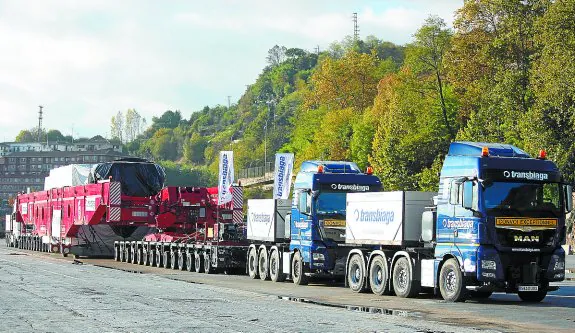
246 142 571 302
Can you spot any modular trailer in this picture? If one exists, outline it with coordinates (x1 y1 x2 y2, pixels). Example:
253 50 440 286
246 142 571 302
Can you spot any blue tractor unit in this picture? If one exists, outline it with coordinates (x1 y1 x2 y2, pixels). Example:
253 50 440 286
431 142 571 301
245 161 381 284
343 142 571 302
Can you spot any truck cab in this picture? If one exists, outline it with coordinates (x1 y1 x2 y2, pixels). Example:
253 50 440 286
289 161 381 284
434 142 571 301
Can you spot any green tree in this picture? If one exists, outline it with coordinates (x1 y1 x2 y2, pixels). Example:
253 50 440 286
15 130 35 142
184 132 209 164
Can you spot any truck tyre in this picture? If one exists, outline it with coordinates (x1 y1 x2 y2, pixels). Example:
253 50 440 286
369 255 388 295
143 250 149 266
347 254 367 293
204 254 213 274
119 247 125 262
186 252 194 272
393 257 420 298
292 251 309 285
439 258 467 302
258 249 269 281
170 251 178 270
248 248 259 279
194 253 204 273
137 248 143 265
163 251 170 269
131 247 137 264
518 282 548 302
270 250 285 282
178 252 186 271
156 250 162 268
114 246 120 261
124 248 130 263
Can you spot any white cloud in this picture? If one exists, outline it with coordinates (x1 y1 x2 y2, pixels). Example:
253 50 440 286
0 0 463 141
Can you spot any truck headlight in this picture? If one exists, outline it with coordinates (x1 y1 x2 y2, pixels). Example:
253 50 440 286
554 261 565 271
481 260 496 270
312 253 325 261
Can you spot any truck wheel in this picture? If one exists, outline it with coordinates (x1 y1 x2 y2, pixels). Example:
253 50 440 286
518 282 548 302
162 251 170 269
393 257 420 298
170 251 178 270
178 252 186 271
347 254 367 293
439 258 467 302
124 248 130 263
258 249 269 281
143 250 149 266
186 252 194 272
137 248 143 265
270 250 285 282
194 253 204 273
204 254 213 274
131 247 137 264
469 291 492 299
248 248 259 279
292 251 309 285
114 246 120 261
119 247 125 262
369 255 388 295
156 251 162 268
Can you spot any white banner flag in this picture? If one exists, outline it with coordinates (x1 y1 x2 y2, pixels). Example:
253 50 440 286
273 153 294 199
218 151 235 205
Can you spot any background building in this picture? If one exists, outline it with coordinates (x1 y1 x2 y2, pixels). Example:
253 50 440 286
0 137 125 204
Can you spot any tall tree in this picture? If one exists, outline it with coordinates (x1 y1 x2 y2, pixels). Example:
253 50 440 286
406 16 456 140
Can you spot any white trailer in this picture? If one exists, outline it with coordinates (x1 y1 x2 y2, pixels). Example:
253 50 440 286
344 191 437 297
245 199 293 282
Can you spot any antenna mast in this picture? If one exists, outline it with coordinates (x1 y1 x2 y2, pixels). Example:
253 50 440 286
37 105 44 143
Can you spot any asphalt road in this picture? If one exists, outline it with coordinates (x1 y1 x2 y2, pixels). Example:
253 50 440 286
1 244 574 333
0 245 502 333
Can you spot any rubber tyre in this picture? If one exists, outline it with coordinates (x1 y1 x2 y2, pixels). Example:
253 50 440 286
162 251 170 269
119 247 125 262
393 257 420 298
131 247 137 264
269 250 285 282
204 254 213 274
114 246 120 261
469 291 492 299
291 251 309 285
369 255 388 295
194 253 204 273
258 249 269 281
518 282 548 302
170 251 178 270
186 252 194 272
137 248 144 265
124 248 130 263
178 252 186 271
143 251 149 266
155 251 162 268
439 258 467 302
248 248 259 279
347 254 367 293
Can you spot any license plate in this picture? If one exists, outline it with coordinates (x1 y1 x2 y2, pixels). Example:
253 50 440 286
518 285 539 292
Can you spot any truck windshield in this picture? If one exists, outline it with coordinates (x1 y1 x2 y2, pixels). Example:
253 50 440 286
316 192 346 216
483 182 562 217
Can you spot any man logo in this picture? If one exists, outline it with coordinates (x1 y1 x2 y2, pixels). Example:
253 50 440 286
514 235 539 243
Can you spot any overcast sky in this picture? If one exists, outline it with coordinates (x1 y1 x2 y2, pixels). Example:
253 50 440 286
0 0 462 142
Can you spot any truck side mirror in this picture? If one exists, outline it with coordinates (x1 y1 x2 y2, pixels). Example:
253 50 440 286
298 191 311 215
564 184 573 213
462 181 474 210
